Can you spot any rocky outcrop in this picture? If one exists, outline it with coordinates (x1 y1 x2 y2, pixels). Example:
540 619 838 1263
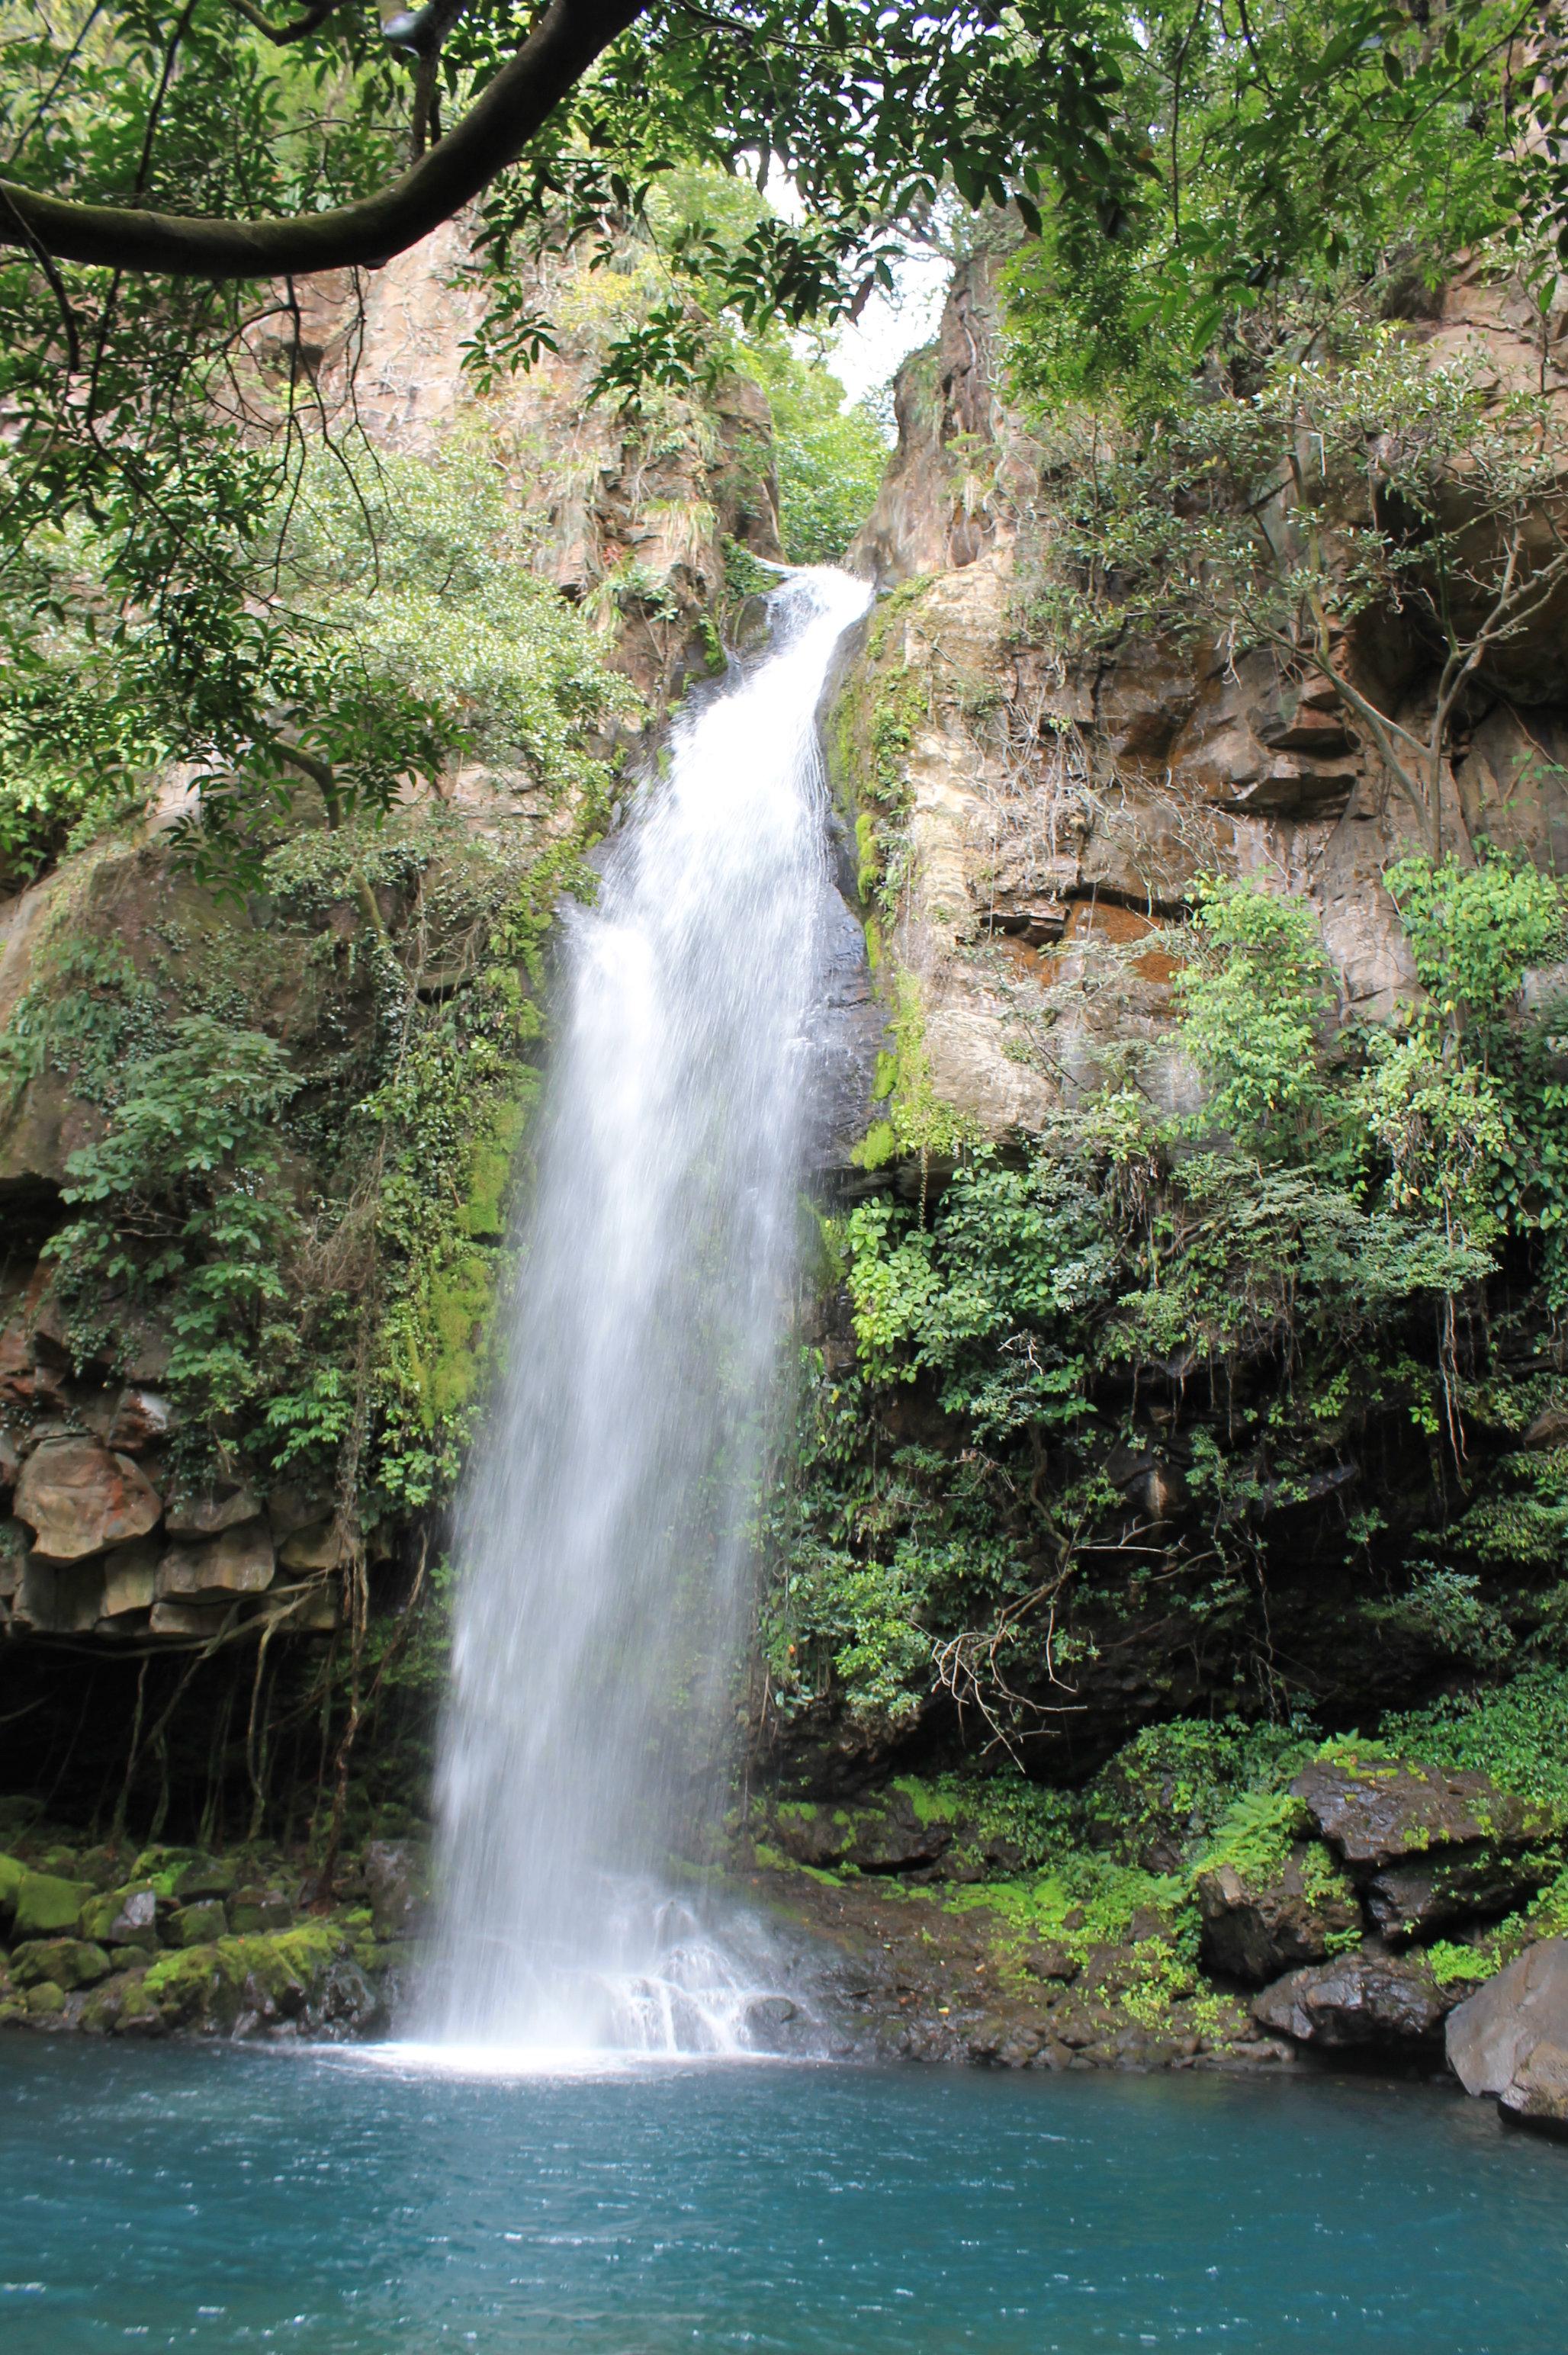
1197 1849 1362 1983
1448 1940 1568 2132
1252 1953 1453 2048
829 249 1568 1148
0 1825 414 2042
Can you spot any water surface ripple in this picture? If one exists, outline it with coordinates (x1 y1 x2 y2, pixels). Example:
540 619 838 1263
2 2043 1561 2351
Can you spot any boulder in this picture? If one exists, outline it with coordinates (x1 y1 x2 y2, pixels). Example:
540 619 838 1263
1448 1938 1568 2135
149 1598 230 1637
1252 1953 1451 2047
228 1889 294 1935
1291 1755 1550 1866
361 1841 430 1941
156 1518 275 1598
1364 1849 1544 1942
12 1438 162 1560
278 1516 352 1573
170 1900 229 1946
1197 1846 1362 1981
11 1555 105 1633
1499 2039 1568 2130
99 1537 158 1621
11 1868 95 1940
772 1794 955 1875
79 1885 159 1952
8 1937 112 1991
266 1480 335 1541
172 1857 236 1903
163 1481 262 1538
105 1389 175 1453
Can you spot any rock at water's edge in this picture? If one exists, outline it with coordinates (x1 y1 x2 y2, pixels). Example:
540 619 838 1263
1252 1953 1451 2047
1447 1938 1568 2130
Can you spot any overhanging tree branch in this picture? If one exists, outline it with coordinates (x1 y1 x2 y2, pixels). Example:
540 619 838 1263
0 0 648 279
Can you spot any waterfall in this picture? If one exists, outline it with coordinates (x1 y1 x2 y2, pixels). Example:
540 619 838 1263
423 566 872 2051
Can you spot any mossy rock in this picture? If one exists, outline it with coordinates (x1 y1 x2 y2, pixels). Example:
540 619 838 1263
79 1884 159 1951
12 1869 97 1940
170 1900 230 1947
172 1858 236 1904
9 1937 112 1991
24 1981 66 2016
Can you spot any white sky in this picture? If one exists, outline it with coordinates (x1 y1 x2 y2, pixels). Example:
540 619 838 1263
822 244 952 413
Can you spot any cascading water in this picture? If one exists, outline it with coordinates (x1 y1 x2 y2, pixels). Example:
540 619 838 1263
424 566 872 2052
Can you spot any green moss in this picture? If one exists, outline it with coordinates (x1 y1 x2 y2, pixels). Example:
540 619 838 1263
890 1776 962 1826
459 1093 527 1242
850 1119 897 1171
413 1251 494 1426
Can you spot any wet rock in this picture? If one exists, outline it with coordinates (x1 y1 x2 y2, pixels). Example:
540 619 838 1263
79 1885 159 1951
9 1938 112 1990
361 1841 429 1940
306 1955 384 2039
1252 1953 1451 2047
13 1437 162 1560
1364 1849 1544 1942
772 1794 954 1874
156 1518 275 1598
1448 1938 1568 2135
1291 1755 1550 1867
1020 1940 1079 1983
1197 1846 1362 1982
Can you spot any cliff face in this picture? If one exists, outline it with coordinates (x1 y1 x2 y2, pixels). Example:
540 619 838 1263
834 252 1568 1143
767 246 1568 1794
0 230 815 1847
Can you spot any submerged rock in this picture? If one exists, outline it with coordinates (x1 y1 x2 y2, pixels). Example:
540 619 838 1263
1448 1939 1568 2132
1252 1953 1451 2047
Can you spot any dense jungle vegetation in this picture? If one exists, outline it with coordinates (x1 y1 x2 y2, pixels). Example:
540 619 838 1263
2 0 1567 1849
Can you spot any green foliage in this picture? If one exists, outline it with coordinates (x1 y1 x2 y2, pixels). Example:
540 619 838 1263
1174 879 1335 1158
46 1017 299 1434
737 341 889 564
1381 1667 1568 1810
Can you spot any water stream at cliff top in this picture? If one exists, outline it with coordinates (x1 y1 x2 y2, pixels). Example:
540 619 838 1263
423 566 872 2052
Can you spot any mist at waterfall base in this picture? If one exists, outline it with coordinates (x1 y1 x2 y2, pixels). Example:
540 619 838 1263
422 566 872 2055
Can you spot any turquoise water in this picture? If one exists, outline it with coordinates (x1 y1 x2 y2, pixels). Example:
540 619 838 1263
1 2043 1562 2352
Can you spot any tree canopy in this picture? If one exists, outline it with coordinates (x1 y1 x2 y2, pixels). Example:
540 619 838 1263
0 0 1563 870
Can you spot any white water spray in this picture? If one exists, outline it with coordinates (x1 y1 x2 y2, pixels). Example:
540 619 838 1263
426 567 872 2050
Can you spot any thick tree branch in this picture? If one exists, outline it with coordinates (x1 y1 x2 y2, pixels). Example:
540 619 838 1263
224 0 342 40
0 0 647 279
